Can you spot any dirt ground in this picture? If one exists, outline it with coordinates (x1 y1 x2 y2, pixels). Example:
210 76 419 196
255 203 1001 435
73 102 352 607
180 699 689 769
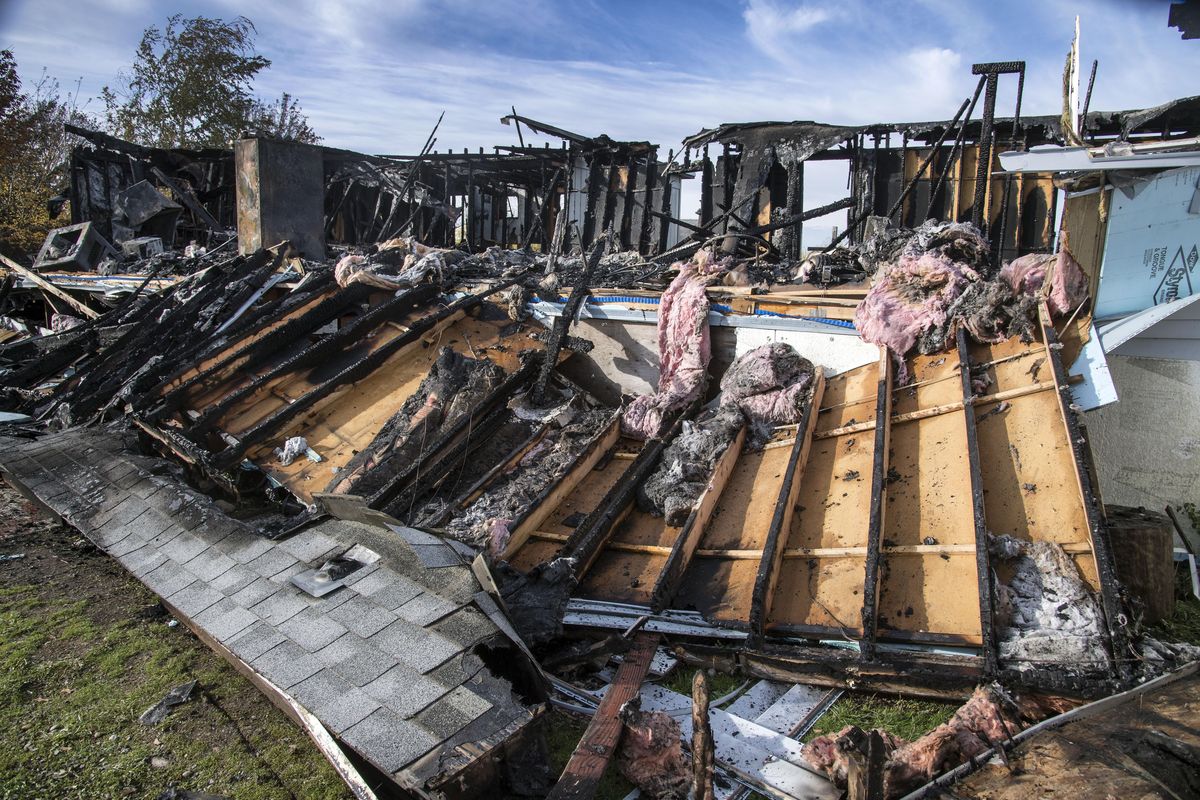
0 476 352 800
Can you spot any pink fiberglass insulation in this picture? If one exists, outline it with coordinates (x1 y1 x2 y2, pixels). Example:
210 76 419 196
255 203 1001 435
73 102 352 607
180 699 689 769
616 704 689 799
621 259 720 439
805 686 1024 798
719 342 815 434
1000 248 1089 315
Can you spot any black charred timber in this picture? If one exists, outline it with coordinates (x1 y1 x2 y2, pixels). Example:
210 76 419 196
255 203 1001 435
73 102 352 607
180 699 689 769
187 283 439 439
149 276 364 420
1039 305 1132 683
658 152 675 254
582 157 603 245
957 330 999 677
210 283 510 470
638 155 657 252
926 77 985 221
56 251 275 422
779 159 804 259
679 641 983 700
467 160 478 251
969 61 1025 235
619 154 637 249
858 351 892 662
366 359 538 514
748 392 820 648
700 147 714 228
563 409 691 579
996 666 1124 701
601 163 620 236
531 237 607 406
747 196 855 238
992 64 1026 262
720 143 733 236
379 403 516 520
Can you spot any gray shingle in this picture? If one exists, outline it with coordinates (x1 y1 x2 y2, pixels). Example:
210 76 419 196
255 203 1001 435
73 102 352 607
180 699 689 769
327 594 398 638
230 577 281 609
184 549 237 583
268 561 307 586
394 592 458 626
222 534 275 564
427 652 485 689
361 663 450 718
246 546 300 579
290 671 381 734
122 545 168 579
278 607 348 652
160 531 208 564
429 606 494 648
371 620 461 674
340 708 441 773
415 686 492 740
142 560 197 598
345 567 424 611
249 587 311 626
312 635 396 687
166 581 224 617
277 529 341 562
210 564 257 596
193 597 258 641
227 621 287 662
252 640 322 689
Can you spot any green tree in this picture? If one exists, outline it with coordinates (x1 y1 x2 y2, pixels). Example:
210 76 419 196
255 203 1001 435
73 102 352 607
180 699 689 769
102 15 317 149
250 92 321 144
0 51 95 255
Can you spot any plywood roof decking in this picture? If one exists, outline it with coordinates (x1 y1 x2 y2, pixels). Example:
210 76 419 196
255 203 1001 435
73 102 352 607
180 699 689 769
514 320 1114 667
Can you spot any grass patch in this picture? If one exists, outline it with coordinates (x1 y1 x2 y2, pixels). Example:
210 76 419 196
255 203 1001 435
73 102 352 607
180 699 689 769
0 564 351 798
543 710 635 800
660 667 744 700
802 692 958 743
1151 566 1200 647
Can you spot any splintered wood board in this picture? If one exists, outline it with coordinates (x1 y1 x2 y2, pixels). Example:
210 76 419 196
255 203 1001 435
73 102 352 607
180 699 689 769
768 360 878 633
673 442 796 623
507 438 638 572
166 287 337 396
240 316 541 503
501 417 621 560
879 349 982 642
970 336 1099 588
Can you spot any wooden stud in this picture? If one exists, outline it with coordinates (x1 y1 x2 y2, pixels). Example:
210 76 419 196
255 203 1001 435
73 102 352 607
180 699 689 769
748 370 826 645
0 253 100 319
546 632 659 800
859 349 893 661
958 329 999 677
649 425 746 611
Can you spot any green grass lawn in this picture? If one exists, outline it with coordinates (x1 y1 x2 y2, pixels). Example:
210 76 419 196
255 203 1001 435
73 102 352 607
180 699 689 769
0 480 351 800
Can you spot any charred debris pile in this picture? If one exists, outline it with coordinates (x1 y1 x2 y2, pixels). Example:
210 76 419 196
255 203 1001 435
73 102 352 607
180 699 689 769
1 76 1199 800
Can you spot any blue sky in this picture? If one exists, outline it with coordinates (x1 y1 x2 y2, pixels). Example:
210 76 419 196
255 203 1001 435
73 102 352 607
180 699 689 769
2 0 1196 232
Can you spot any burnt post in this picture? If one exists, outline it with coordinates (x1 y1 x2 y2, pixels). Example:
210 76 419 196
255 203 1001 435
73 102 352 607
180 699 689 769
691 671 714 800
969 61 1025 237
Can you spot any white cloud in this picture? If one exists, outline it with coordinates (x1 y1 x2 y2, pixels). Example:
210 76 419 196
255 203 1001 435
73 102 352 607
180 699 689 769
742 0 832 65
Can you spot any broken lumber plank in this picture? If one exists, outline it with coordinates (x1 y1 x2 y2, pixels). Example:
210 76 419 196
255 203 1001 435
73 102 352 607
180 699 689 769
0 253 100 319
151 166 225 233
649 424 746 611
859 348 893 661
958 329 999 677
547 631 659 800
749 370 826 645
1037 302 1131 681
501 413 622 560
692 671 715 800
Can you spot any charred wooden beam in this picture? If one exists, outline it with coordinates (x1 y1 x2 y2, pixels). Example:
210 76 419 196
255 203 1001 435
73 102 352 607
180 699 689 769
151 280 369 420
368 360 538 514
858 349 893 661
619 155 637 249
638 156 657 254
187 283 439 438
563 410 691 578
699 147 714 228
748 371 826 647
649 425 746 612
531 237 607 405
210 283 511 469
957 329 999 677
581 157 603 246
1038 303 1131 682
